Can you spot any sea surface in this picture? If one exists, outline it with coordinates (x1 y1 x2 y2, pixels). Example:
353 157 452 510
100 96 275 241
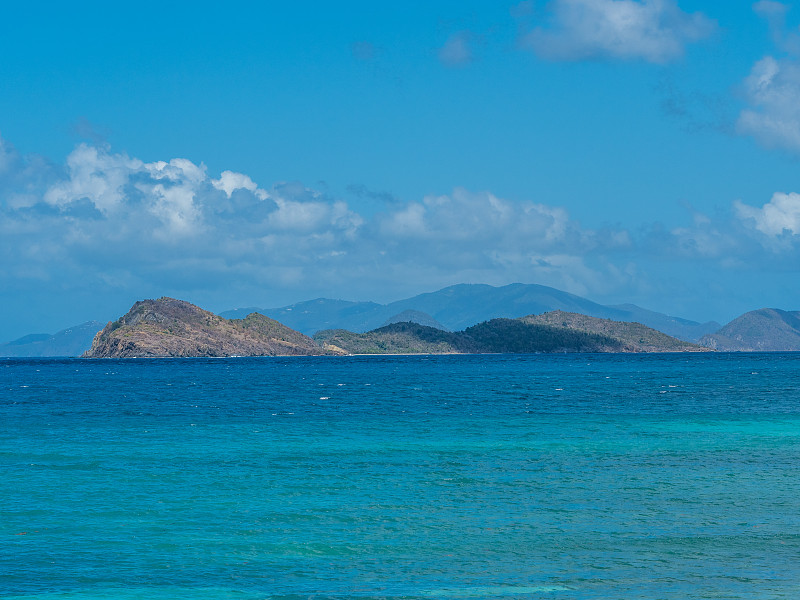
2 353 800 599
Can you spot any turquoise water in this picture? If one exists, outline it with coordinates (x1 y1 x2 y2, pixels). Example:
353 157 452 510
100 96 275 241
2 353 800 599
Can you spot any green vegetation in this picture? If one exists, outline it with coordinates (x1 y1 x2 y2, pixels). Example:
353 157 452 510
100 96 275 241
520 311 702 352
460 319 623 353
314 311 706 355
315 323 462 354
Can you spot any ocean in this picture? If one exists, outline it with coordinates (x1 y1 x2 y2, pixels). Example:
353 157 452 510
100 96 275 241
2 353 800 599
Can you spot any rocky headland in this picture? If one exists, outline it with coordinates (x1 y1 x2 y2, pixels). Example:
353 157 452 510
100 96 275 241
83 297 332 358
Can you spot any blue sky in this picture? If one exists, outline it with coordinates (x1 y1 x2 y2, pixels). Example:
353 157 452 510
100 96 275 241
2 0 800 340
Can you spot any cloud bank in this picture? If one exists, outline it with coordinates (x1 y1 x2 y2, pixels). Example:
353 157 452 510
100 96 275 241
0 133 798 337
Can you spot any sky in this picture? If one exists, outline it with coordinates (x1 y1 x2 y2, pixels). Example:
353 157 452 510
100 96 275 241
2 0 800 341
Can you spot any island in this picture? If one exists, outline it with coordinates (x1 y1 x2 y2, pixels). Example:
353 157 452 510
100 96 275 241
83 298 708 358
83 297 331 358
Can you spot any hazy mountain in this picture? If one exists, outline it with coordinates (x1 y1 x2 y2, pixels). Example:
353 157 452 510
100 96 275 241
700 308 800 351
314 311 705 355
380 310 448 330
606 304 720 342
221 283 716 341
0 321 104 357
220 298 383 334
84 298 330 358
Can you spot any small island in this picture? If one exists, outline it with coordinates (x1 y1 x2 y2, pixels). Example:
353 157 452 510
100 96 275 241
83 297 331 358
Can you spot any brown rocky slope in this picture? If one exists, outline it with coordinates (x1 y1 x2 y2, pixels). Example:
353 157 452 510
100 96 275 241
83 297 333 358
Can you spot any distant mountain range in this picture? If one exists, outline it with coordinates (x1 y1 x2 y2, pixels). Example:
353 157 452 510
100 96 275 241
0 321 103 357
5 283 800 357
79 298 706 357
220 283 720 342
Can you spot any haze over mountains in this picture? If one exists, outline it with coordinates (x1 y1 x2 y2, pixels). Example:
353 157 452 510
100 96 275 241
4 283 800 356
220 283 720 343
84 298 705 358
0 321 103 358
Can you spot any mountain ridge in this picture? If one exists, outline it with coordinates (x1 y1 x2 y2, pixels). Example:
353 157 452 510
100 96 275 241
219 283 719 342
0 321 104 358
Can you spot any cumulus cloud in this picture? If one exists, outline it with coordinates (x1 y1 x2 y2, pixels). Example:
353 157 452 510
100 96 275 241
0 136 642 320
519 0 715 63
4 132 800 339
438 31 475 67
736 192 800 237
212 170 265 199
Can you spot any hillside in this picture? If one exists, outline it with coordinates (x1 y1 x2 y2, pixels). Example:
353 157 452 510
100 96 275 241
84 298 330 358
314 311 705 355
606 303 720 342
220 283 716 341
315 323 464 354
521 311 704 352
700 308 800 351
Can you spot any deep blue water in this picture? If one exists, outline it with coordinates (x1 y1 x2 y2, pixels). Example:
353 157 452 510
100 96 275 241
2 353 800 599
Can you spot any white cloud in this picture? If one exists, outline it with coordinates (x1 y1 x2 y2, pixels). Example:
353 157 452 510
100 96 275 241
438 31 474 67
269 196 363 235
737 56 800 151
736 192 800 236
520 0 715 63
212 170 267 199
0 138 641 316
6 132 800 338
376 188 581 251
43 144 142 213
